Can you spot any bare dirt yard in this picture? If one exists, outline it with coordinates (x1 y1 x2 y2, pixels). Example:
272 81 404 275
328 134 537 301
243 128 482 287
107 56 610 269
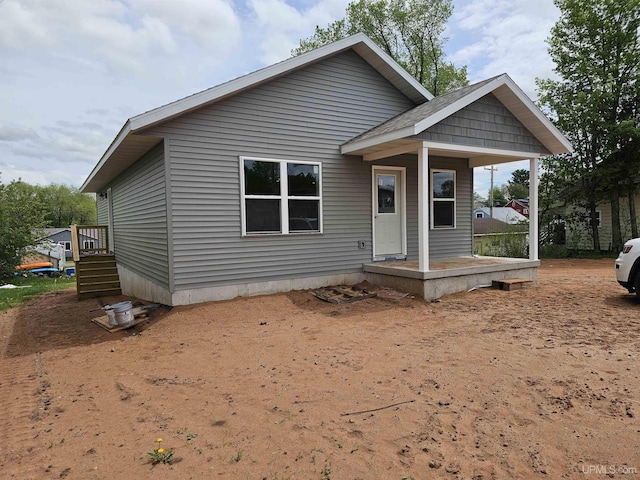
1 259 638 479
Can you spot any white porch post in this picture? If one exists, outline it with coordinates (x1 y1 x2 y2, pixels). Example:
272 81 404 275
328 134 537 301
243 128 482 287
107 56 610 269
418 143 430 271
529 157 539 261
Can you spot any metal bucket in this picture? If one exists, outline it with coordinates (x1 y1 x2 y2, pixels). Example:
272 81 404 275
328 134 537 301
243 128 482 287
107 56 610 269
112 301 134 326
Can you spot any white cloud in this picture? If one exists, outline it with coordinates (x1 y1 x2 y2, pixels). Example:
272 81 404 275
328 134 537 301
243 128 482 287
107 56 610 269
0 0 561 193
450 0 560 99
248 0 351 64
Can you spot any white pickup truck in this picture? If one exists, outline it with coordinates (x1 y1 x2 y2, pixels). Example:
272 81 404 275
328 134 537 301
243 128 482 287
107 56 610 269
615 238 640 297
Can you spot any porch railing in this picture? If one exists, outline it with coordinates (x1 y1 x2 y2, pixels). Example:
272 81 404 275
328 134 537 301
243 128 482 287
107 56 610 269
71 225 110 261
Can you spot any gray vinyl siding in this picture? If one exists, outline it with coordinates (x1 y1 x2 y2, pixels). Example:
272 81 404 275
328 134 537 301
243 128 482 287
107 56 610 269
110 143 170 289
415 93 549 154
96 195 108 225
370 155 472 260
429 157 473 258
144 50 416 290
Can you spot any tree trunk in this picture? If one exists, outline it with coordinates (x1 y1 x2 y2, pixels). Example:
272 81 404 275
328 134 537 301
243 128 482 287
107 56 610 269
589 203 601 252
610 192 622 253
629 190 638 239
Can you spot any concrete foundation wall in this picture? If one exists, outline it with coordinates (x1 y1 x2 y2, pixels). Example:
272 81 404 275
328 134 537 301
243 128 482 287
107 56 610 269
117 263 172 305
170 273 365 305
365 266 538 300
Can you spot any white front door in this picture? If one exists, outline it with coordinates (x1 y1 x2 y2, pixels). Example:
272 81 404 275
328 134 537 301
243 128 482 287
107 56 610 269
373 167 405 258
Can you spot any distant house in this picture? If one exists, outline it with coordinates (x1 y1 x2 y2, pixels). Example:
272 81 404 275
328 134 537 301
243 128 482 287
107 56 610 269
506 198 529 218
79 33 571 305
38 228 97 259
40 228 74 259
474 207 528 224
563 194 640 251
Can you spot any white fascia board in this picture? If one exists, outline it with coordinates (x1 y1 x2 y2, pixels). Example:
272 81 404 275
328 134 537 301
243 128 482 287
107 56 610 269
80 121 132 192
341 126 416 154
129 33 432 132
499 75 573 154
422 140 542 159
413 76 506 134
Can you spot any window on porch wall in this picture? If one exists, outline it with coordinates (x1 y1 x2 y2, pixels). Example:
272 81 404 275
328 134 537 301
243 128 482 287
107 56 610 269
431 169 456 228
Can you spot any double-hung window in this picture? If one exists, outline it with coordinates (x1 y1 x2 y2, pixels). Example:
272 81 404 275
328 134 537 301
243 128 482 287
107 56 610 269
431 169 456 229
241 157 322 235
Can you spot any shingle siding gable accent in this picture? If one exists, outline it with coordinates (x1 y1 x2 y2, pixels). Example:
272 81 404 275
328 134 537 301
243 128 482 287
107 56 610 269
110 142 170 289
144 50 416 290
415 93 549 154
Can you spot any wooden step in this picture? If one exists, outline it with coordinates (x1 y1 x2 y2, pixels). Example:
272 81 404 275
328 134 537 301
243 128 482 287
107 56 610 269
492 278 533 291
78 279 121 289
78 273 121 283
76 254 121 299
78 288 122 300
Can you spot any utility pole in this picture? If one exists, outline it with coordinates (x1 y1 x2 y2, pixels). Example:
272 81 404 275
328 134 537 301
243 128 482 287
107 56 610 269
484 165 498 218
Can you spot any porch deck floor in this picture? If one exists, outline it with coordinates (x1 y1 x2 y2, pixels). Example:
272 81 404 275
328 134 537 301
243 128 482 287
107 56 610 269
363 256 539 299
373 256 527 272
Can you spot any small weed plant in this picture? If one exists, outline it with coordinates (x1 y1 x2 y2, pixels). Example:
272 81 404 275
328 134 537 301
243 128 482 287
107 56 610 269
147 438 174 464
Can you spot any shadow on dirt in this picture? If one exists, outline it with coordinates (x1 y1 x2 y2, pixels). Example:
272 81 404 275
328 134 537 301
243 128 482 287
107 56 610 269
603 293 640 308
3 289 168 358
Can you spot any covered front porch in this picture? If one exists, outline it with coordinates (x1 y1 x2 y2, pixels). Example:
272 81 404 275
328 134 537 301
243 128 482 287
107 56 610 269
340 74 572 299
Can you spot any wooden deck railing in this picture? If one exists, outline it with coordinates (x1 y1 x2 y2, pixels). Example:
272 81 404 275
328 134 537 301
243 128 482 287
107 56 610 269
71 225 110 261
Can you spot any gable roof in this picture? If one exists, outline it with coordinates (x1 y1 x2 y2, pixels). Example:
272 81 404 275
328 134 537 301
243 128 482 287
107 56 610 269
40 228 70 238
341 73 573 157
474 207 528 224
81 33 433 193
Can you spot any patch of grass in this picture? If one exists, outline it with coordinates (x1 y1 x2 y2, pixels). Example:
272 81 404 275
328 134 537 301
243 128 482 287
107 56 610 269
0 275 76 312
231 450 242 463
320 464 331 480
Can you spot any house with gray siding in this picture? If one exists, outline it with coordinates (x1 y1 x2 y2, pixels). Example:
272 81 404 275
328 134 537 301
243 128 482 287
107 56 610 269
81 34 571 305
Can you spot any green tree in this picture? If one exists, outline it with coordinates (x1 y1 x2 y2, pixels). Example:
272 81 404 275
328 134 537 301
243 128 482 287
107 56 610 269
510 169 530 189
488 186 508 207
0 177 46 279
37 184 96 227
505 182 529 201
293 0 468 95
537 0 640 252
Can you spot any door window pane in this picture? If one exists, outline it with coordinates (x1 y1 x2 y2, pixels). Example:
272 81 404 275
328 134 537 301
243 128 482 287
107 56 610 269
377 175 395 213
288 164 319 196
433 171 455 198
289 200 319 231
246 199 281 232
244 160 280 195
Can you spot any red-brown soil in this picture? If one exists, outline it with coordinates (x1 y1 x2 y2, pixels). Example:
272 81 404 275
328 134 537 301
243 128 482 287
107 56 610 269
1 259 638 479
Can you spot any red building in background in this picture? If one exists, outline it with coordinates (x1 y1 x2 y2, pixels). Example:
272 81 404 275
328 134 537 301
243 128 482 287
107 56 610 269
506 199 529 218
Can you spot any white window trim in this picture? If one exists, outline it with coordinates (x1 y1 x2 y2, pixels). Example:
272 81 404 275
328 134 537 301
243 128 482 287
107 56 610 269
475 212 483 219
239 156 323 236
64 241 71 251
596 209 602 228
430 169 456 229
83 240 95 249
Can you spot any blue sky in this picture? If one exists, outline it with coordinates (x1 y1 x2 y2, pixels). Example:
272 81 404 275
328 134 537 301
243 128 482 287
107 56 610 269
0 0 561 197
